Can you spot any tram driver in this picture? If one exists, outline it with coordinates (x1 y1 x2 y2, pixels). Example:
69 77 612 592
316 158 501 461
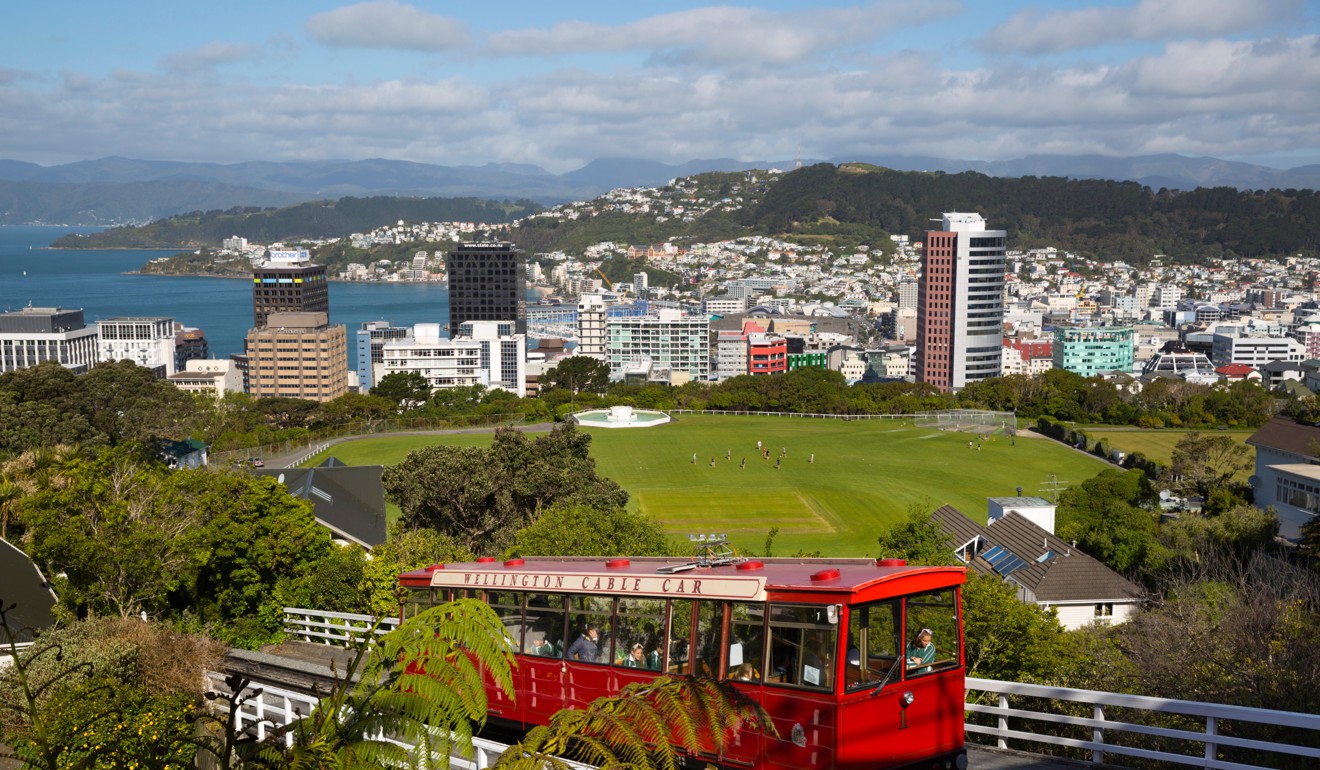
906 628 936 673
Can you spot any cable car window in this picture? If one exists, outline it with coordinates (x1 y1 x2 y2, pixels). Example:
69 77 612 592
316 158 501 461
566 595 613 664
668 599 694 675
767 604 838 691
693 601 723 679
523 592 565 659
488 592 524 653
904 588 960 678
844 599 900 692
615 598 664 671
727 602 765 681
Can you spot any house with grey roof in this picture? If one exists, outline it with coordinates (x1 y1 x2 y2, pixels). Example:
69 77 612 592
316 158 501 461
932 504 1144 630
1 537 57 649
1246 416 1320 540
255 457 387 548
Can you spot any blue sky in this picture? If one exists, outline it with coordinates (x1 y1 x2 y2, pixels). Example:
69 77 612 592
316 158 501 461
3 0 1319 171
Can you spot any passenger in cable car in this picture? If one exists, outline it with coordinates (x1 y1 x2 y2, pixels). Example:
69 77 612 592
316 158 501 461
567 624 600 662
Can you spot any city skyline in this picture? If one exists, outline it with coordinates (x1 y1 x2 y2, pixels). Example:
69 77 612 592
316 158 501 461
4 0 1320 172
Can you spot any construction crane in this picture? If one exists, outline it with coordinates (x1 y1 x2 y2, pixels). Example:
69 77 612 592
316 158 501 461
594 267 614 290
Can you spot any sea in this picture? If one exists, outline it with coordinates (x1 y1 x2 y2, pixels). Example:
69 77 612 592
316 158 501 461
0 225 456 360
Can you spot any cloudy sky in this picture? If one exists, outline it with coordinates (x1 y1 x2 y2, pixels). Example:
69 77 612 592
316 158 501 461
4 0 1319 172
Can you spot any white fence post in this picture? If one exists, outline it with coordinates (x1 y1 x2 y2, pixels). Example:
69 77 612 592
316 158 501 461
1092 704 1104 765
997 693 1009 750
1205 716 1218 765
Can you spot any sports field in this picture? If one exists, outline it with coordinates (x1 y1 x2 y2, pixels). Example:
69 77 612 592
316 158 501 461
304 415 1110 557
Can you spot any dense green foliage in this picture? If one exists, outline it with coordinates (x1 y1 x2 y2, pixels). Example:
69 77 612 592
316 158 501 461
0 615 223 770
11 445 336 644
506 503 673 559
382 424 629 553
51 196 541 249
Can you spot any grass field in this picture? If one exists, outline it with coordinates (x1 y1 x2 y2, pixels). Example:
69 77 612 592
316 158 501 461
1082 427 1255 469
305 415 1110 557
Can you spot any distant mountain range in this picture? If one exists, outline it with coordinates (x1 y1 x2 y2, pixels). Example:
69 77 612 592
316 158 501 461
2 153 1318 227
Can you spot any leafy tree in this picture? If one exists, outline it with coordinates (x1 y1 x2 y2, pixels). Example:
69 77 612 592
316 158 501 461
383 424 627 554
361 524 474 617
1121 553 1320 716
507 503 672 558
174 471 332 642
1056 469 1165 575
542 356 611 410
961 573 1073 682
1166 431 1254 500
874 501 954 566
17 445 201 619
1160 504 1279 567
371 371 432 409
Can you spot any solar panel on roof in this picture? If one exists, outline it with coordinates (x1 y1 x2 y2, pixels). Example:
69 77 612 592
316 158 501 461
981 545 1008 564
994 555 1028 576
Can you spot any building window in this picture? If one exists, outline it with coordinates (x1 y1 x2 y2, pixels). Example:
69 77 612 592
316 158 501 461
1094 603 1114 618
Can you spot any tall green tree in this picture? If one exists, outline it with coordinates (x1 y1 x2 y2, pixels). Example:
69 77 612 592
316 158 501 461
1166 431 1254 500
383 424 627 554
507 503 671 558
542 356 611 411
371 371 431 409
1056 469 1164 575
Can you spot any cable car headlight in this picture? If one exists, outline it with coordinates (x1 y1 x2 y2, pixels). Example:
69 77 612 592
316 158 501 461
901 691 915 707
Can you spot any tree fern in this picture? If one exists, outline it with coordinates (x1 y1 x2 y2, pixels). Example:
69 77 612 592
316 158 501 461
495 675 776 770
216 597 516 768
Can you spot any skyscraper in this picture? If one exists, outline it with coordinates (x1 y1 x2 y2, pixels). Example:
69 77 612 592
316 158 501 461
252 258 329 327
446 242 526 336
916 212 1006 391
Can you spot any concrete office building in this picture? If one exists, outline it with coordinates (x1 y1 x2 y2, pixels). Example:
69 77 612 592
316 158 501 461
355 321 410 391
0 307 100 374
97 316 176 377
606 309 710 382
446 242 526 336
167 359 242 399
381 321 526 397
244 312 348 402
916 213 1007 391
252 258 329 328
576 294 607 360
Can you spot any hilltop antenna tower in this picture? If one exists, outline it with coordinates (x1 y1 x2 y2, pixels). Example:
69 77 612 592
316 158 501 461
795 144 802 170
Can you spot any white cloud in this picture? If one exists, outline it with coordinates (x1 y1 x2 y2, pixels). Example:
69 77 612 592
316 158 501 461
306 1 469 52
5 22 1320 171
488 1 960 65
161 43 260 74
981 0 1303 55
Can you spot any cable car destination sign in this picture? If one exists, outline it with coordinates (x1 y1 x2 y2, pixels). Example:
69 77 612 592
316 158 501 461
429 567 767 601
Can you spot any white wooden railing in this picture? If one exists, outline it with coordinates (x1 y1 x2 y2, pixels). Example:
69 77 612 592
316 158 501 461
282 607 398 646
204 673 589 768
965 677 1320 770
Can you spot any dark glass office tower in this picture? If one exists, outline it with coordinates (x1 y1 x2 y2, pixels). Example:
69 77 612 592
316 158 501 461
446 242 526 336
252 262 329 327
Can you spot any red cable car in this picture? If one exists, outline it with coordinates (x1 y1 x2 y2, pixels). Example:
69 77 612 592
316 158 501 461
398 547 968 770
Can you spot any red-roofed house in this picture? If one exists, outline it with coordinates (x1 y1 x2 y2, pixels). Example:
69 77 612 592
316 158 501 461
1002 338 1054 376
1215 363 1261 382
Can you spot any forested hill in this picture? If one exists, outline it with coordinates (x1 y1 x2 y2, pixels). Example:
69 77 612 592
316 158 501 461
746 163 1320 262
49 196 543 249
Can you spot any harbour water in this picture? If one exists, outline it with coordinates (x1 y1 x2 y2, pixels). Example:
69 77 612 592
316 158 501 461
0 226 453 359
